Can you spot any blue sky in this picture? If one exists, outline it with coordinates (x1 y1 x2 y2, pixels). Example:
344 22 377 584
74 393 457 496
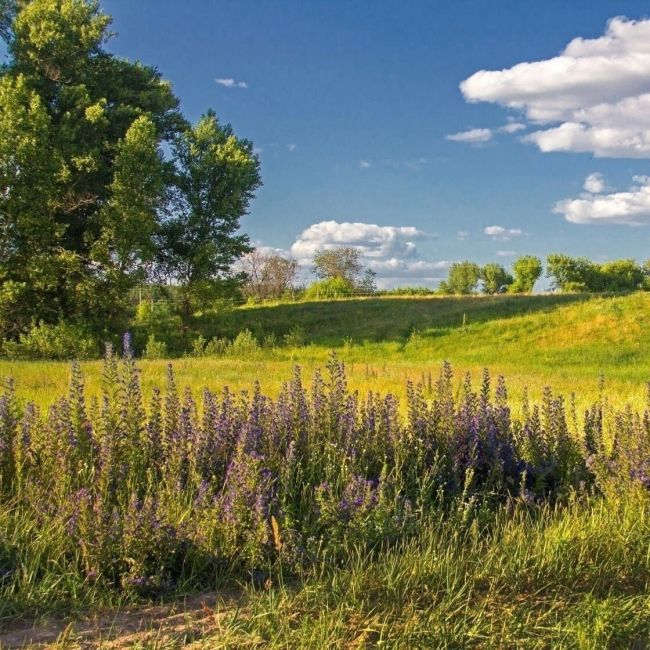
27 2 650 284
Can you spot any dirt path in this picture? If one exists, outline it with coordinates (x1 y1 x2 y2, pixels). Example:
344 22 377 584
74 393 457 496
0 590 246 649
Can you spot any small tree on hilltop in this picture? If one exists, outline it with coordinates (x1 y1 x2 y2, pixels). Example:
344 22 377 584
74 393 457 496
509 256 542 294
481 263 513 294
311 247 376 293
599 259 644 292
444 261 481 295
546 254 594 292
241 250 299 300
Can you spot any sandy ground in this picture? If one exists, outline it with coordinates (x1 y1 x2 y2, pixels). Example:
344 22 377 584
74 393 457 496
0 590 246 649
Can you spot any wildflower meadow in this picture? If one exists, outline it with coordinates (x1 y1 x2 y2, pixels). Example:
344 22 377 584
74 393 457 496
1 335 648 631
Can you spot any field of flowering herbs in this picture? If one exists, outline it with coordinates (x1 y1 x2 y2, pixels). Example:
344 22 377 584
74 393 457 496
0 332 649 630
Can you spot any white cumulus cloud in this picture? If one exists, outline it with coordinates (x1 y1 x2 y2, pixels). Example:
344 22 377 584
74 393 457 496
215 78 248 88
483 225 524 240
460 17 650 157
291 221 428 260
359 160 371 169
289 220 448 282
367 259 451 277
499 122 526 134
446 128 493 143
554 175 650 225
584 172 606 193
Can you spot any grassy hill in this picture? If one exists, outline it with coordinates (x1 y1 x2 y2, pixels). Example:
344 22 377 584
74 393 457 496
2 292 650 409
3 292 650 648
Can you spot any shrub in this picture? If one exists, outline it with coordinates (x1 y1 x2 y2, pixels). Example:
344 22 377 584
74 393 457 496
205 336 230 356
132 300 184 355
143 334 168 359
2 321 99 360
304 277 355 300
283 325 306 347
191 335 207 356
229 329 260 357
381 287 436 296
262 332 278 348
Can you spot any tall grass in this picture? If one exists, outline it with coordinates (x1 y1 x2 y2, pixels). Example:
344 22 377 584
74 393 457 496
4 293 650 415
0 336 648 638
209 492 649 648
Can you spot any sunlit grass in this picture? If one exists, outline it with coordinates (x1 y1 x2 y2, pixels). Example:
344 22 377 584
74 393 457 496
2 292 650 648
201 491 650 648
4 292 650 414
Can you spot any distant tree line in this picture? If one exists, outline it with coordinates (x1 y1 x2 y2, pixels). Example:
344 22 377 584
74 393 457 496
241 247 378 301
240 249 650 302
438 255 650 295
546 255 648 293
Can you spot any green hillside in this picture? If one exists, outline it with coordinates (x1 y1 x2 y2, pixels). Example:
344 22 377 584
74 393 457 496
3 292 650 409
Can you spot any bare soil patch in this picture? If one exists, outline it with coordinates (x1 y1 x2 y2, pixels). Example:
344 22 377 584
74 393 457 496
0 590 245 649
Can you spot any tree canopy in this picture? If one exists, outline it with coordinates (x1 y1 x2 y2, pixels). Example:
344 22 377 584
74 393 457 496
480 263 513 294
547 255 644 293
0 0 260 339
510 256 542 294
311 247 376 293
440 261 481 295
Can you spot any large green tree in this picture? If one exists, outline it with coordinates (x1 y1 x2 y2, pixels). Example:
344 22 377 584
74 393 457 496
440 261 481 295
509 255 542 294
156 111 261 318
480 263 513 294
0 0 260 339
0 0 181 335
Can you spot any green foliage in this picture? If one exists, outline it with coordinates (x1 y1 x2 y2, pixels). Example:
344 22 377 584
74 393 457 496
0 279 27 340
600 259 645 292
547 255 598 292
11 0 111 73
93 115 166 274
380 286 436 296
480 263 513 294
305 277 355 299
0 0 185 335
204 336 230 356
547 254 644 292
311 247 377 293
0 1 260 342
132 300 184 354
191 334 208 356
509 255 542 293
2 320 98 359
229 329 260 357
436 280 451 295
143 334 167 359
283 325 306 347
156 111 261 318
445 261 481 294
